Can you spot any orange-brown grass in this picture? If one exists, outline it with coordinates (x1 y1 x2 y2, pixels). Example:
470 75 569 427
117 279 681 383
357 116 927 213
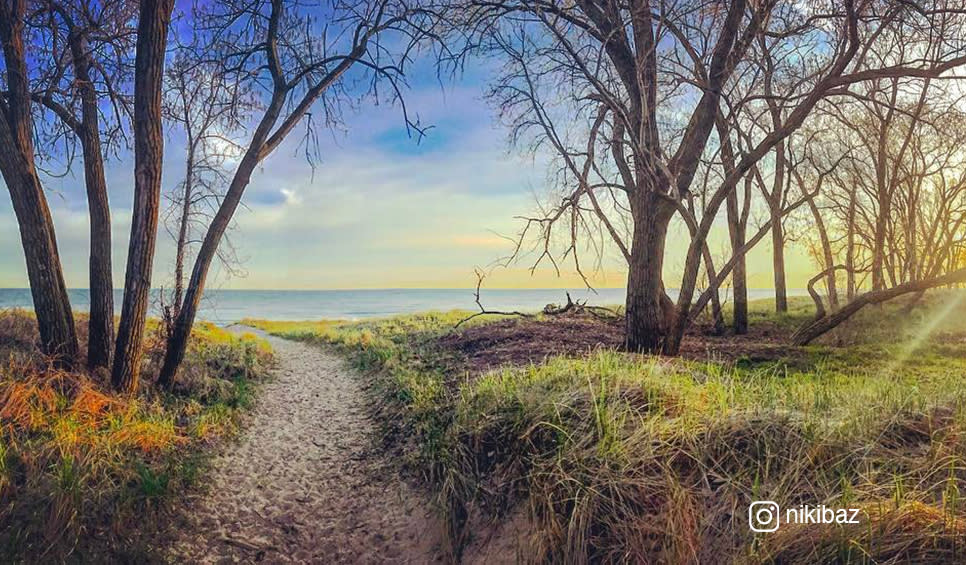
0 309 272 562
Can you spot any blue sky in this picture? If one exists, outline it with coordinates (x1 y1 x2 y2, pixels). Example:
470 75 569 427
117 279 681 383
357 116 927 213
0 41 811 291
0 53 634 290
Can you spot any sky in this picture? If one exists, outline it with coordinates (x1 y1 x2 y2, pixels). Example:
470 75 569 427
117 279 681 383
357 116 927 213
0 52 815 291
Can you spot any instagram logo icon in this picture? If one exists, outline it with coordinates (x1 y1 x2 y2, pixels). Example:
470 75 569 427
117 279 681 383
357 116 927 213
749 501 780 532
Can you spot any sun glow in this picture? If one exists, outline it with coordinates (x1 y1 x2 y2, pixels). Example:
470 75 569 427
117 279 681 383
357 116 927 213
880 292 966 379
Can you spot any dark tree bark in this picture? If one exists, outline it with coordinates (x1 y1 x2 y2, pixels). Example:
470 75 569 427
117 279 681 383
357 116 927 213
0 0 78 364
770 202 788 312
625 192 676 352
727 186 749 333
68 27 115 371
716 118 750 334
28 2 129 370
112 0 174 392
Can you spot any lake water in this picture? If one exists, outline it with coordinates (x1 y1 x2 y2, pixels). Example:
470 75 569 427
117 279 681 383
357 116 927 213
0 287 801 324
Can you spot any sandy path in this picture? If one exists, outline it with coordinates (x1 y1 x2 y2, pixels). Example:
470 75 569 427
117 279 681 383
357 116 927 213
165 327 443 564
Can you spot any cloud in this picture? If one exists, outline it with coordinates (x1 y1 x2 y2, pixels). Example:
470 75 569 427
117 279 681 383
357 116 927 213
279 188 302 206
0 55 818 292
0 72 554 290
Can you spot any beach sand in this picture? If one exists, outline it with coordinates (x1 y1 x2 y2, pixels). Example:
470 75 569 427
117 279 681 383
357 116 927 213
165 327 443 563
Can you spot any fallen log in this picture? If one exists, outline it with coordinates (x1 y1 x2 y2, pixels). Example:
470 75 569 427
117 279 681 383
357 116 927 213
792 267 966 345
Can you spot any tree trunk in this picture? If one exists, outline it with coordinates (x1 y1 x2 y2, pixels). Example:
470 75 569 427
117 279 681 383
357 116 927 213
792 267 966 346
112 0 174 392
159 61 296 387
905 192 918 283
871 195 890 292
69 30 115 371
807 194 838 308
845 193 857 300
726 185 748 333
771 205 788 312
701 245 725 335
624 192 676 353
172 145 196 314
158 142 268 387
0 134 79 363
0 2 78 364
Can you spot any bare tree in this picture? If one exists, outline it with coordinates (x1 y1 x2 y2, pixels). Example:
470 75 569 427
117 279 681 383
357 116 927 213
795 158 840 308
0 0 78 364
475 0 966 354
157 0 451 386
793 74 966 339
162 52 249 318
28 0 135 371
112 0 175 392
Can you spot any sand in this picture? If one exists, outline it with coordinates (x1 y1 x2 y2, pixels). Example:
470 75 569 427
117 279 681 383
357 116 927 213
165 327 444 563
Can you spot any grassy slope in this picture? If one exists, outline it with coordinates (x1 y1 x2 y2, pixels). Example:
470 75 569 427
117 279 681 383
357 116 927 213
0 311 273 562
249 294 966 564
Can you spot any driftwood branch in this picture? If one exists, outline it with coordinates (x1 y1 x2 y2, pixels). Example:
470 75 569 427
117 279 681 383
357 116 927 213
454 270 621 328
455 269 535 328
541 293 621 319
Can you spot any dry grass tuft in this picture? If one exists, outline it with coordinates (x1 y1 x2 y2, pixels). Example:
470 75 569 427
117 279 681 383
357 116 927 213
0 309 272 561
761 501 966 564
251 296 966 563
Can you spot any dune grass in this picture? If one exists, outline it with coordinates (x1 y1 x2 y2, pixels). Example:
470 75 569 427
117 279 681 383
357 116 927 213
248 293 966 563
0 310 273 562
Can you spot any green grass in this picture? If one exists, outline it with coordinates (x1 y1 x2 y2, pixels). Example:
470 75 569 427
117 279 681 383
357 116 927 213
249 292 966 563
0 312 273 562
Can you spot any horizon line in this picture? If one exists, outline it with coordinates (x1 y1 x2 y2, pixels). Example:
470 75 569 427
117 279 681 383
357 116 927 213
0 286 808 292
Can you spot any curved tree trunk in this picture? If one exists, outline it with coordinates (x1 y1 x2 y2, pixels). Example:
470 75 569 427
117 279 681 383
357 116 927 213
806 194 837 309
112 0 174 392
69 30 115 371
159 17 351 386
0 2 78 364
158 147 264 386
792 267 966 345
